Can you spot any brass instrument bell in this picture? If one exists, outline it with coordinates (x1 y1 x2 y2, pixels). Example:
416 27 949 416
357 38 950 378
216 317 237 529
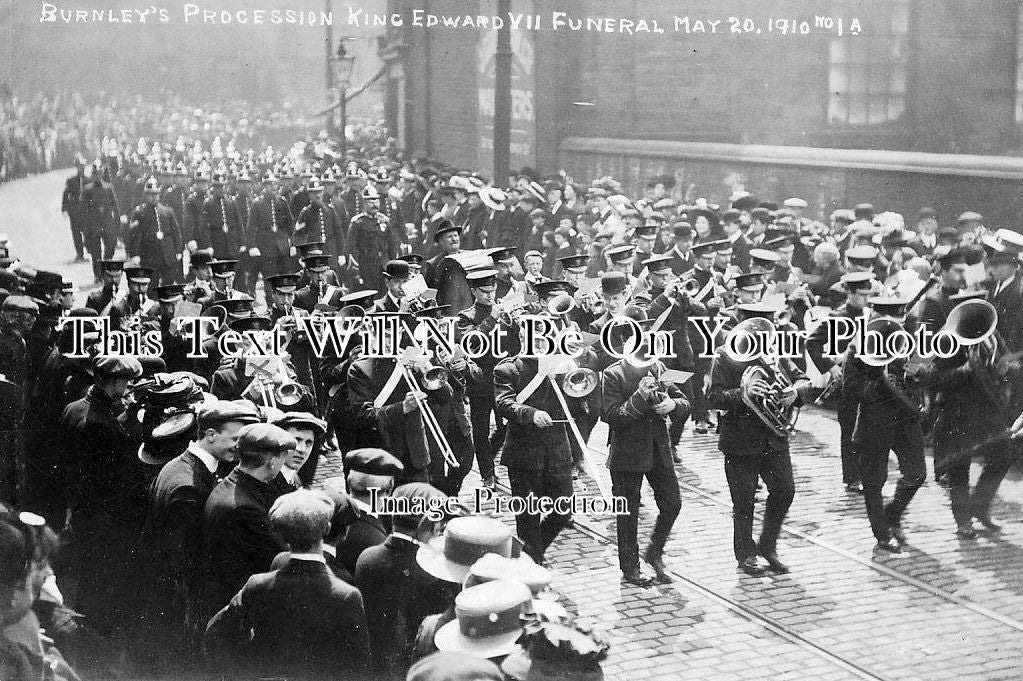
562 367 598 398
546 292 576 316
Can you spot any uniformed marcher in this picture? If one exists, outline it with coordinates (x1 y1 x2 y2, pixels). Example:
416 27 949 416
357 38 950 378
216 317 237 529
347 184 401 292
198 172 246 265
246 171 295 292
85 259 125 313
127 176 183 287
457 269 507 489
807 271 875 493
709 302 813 575
109 266 157 330
843 296 926 552
602 344 690 585
493 322 576 565
182 168 210 253
295 178 346 278
82 163 123 283
61 155 89 263
197 259 239 311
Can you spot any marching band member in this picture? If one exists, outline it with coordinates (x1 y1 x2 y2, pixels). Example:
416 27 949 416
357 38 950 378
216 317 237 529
602 320 690 585
493 316 575 565
488 246 523 299
630 224 658 279
557 253 597 330
85 259 124 313
376 260 412 313
266 273 317 408
456 269 508 489
709 302 812 575
209 316 302 403
197 259 239 312
843 296 925 552
414 304 481 496
806 271 875 493
294 253 340 312
667 222 695 276
109 266 156 329
151 284 193 373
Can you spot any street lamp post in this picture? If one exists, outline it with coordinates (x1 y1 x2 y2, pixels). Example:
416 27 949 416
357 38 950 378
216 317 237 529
331 41 357 158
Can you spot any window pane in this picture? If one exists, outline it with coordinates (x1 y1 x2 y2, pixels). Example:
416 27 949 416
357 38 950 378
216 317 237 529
849 68 868 94
889 95 905 120
868 96 888 125
829 93 849 124
891 66 907 94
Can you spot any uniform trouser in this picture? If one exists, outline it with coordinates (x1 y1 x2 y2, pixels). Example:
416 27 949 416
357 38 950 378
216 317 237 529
428 428 475 497
611 459 682 572
469 395 500 479
85 231 103 279
723 448 795 562
939 438 1016 526
101 226 117 262
507 467 574 563
837 397 860 485
690 360 710 422
69 214 85 258
672 380 696 446
858 422 926 542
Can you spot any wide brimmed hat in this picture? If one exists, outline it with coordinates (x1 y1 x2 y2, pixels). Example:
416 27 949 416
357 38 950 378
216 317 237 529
434 580 533 659
417 515 529 583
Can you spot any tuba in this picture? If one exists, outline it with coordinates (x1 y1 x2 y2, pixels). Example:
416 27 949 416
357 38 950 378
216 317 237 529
942 299 1010 410
723 317 801 436
859 316 925 413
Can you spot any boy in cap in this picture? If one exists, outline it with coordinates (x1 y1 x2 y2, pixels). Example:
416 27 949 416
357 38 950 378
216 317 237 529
202 423 295 616
268 412 327 498
338 448 404 574
205 488 370 678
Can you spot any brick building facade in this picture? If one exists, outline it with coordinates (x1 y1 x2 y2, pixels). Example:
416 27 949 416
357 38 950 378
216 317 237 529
381 0 1023 228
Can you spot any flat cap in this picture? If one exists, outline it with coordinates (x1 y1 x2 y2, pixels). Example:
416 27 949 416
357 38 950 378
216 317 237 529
124 266 156 282
227 315 273 333
733 272 766 290
300 254 332 271
220 296 255 318
749 248 780 265
197 399 262 429
238 422 297 454
34 270 64 289
296 241 326 258
487 247 517 263
92 355 143 379
642 254 674 273
345 447 404 476
155 284 185 303
272 411 327 437
1 295 38 314
557 254 588 271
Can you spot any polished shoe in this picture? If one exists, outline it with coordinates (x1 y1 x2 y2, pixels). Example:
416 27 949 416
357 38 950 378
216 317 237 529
890 524 907 544
643 548 673 583
974 511 1002 531
758 549 790 574
694 421 709 434
621 568 654 586
844 482 864 494
738 556 767 576
955 524 977 540
875 538 902 553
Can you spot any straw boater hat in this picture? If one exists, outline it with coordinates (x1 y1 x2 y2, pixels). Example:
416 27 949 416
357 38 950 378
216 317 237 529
417 515 533 584
434 580 533 659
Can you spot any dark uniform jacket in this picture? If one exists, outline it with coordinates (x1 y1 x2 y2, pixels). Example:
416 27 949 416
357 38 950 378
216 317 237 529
210 357 300 402
198 194 245 260
62 173 87 217
602 360 689 472
708 351 809 456
295 202 345 257
347 210 401 291
127 201 182 270
246 194 294 259
493 356 573 472
806 303 864 374
843 354 922 449
85 284 117 313
205 558 371 680
455 303 501 400
354 534 448 675
989 270 1023 354
203 468 288 615
82 181 120 237
182 188 207 246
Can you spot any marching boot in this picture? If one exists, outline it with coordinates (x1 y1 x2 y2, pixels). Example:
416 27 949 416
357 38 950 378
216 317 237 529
643 546 672 584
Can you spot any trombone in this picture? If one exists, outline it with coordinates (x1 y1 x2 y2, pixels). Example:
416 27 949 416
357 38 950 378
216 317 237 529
398 353 460 469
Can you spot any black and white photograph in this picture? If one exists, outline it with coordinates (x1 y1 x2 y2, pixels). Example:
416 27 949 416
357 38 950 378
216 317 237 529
1 1 1023 679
